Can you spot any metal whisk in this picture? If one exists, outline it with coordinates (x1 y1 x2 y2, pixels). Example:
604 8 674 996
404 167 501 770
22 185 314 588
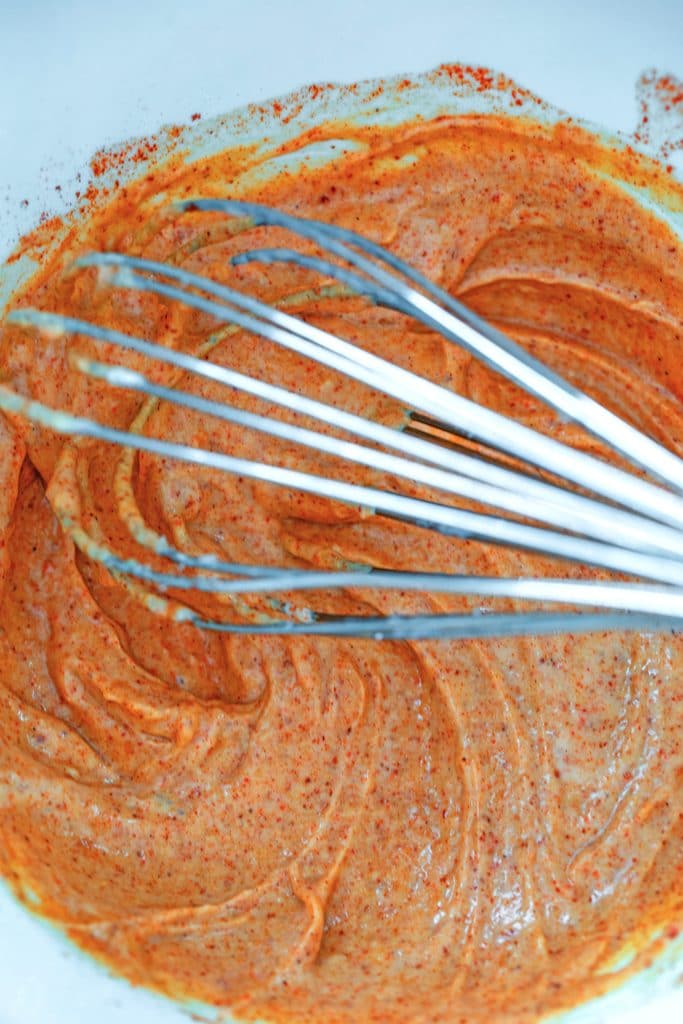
2 199 683 638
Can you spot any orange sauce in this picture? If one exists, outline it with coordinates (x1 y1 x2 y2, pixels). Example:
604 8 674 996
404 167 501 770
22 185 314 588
0 108 682 1022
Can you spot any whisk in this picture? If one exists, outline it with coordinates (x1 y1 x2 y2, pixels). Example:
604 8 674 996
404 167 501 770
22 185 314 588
2 199 683 639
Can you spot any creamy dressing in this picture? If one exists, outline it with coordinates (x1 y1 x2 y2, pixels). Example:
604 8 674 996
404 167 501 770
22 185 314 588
0 112 681 1023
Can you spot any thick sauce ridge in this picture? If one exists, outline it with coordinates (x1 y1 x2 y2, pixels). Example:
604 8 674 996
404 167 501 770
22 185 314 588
0 112 682 1022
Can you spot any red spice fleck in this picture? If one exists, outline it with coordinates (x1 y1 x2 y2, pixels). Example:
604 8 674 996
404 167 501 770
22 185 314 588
635 69 683 160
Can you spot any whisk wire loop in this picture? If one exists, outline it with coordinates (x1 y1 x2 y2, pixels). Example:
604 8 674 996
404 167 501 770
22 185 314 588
2 201 683 637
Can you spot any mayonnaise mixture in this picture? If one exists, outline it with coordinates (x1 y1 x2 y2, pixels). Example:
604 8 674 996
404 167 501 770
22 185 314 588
0 110 681 1023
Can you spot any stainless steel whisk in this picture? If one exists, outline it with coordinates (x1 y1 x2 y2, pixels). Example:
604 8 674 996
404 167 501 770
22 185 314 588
2 199 683 638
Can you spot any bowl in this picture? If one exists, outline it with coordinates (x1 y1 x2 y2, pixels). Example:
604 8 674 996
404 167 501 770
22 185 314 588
1 38 681 1024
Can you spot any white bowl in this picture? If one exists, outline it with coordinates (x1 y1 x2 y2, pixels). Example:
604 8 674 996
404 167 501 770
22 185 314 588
1 4 681 1022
